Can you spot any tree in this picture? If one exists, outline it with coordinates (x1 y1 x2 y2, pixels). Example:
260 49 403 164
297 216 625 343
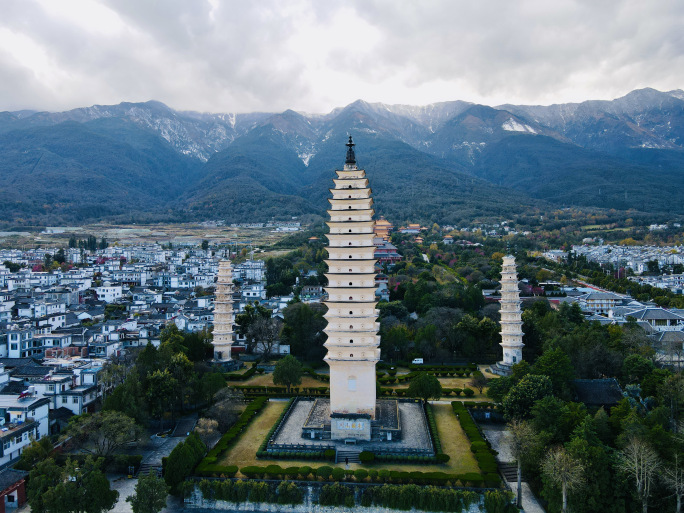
146 369 177 430
18 437 54 469
127 471 169 513
201 371 226 404
469 371 488 394
165 433 206 495
247 316 282 358
532 347 575 400
501 374 553 420
508 419 536 509
66 411 140 460
206 387 244 431
235 302 272 353
617 437 660 513
169 352 194 411
408 372 442 403
662 454 684 513
27 458 62 513
201 239 209 251
194 418 219 447
38 457 119 513
273 355 303 393
622 354 655 384
542 446 584 513
160 324 186 354
103 372 147 425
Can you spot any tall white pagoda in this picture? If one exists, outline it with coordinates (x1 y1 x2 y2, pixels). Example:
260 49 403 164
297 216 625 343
323 136 380 430
213 259 234 362
495 255 524 374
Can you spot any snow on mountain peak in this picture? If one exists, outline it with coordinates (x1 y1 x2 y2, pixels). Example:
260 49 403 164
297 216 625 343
502 118 537 134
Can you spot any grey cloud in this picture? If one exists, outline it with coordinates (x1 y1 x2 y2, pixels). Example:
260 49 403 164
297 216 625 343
0 0 682 113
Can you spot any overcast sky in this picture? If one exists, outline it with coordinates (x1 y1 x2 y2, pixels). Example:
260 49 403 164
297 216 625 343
1 0 683 114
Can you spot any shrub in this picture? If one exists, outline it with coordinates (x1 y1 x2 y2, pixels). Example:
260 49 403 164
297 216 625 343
331 467 346 481
276 481 303 505
369 469 378 481
319 483 354 507
354 469 368 481
471 441 488 452
359 451 375 463
324 449 336 461
435 453 450 463
463 387 475 397
316 466 333 480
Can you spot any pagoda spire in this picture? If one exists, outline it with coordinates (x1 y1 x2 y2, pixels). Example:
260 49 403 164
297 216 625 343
345 135 356 165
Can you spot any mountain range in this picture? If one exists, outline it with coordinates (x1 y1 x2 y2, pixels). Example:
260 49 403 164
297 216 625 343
0 87 683 226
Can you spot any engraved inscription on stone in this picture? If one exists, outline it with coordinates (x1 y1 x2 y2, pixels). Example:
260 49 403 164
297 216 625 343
337 420 365 431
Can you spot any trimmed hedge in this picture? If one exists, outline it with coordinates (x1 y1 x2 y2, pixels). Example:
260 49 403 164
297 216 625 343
303 367 330 382
238 465 493 487
452 401 501 483
361 483 480 511
196 479 303 505
225 364 257 381
195 396 269 476
235 385 329 397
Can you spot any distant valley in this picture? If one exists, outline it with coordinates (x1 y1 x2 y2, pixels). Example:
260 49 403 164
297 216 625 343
0 87 683 226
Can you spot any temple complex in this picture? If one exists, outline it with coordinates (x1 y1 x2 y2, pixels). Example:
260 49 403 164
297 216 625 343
212 259 234 362
491 255 524 376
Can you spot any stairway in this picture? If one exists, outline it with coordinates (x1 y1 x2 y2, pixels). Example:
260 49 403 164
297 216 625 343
137 462 163 477
498 462 519 482
336 449 361 464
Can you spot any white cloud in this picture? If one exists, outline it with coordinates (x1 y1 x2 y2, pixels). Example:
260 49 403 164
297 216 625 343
0 0 682 113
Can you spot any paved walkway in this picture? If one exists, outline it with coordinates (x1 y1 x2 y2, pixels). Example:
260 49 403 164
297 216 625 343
108 418 193 512
481 425 546 513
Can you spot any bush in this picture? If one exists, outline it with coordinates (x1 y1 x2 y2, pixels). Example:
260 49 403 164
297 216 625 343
484 490 516 513
471 441 488 452
324 449 336 461
225 364 257 381
359 451 375 463
319 483 354 507
331 467 346 481
463 388 475 397
354 469 369 481
276 481 303 505
316 466 333 480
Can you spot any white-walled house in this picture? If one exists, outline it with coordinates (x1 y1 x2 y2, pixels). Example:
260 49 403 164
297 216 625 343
94 283 122 303
0 395 50 466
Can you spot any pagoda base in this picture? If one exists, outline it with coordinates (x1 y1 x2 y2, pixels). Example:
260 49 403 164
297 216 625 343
490 361 514 376
265 398 435 458
211 359 242 372
301 399 400 442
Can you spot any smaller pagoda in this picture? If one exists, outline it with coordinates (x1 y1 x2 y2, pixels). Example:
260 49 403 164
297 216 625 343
491 255 524 376
212 259 235 364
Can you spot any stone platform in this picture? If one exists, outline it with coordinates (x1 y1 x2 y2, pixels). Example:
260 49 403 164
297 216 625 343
266 398 434 456
489 361 513 376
